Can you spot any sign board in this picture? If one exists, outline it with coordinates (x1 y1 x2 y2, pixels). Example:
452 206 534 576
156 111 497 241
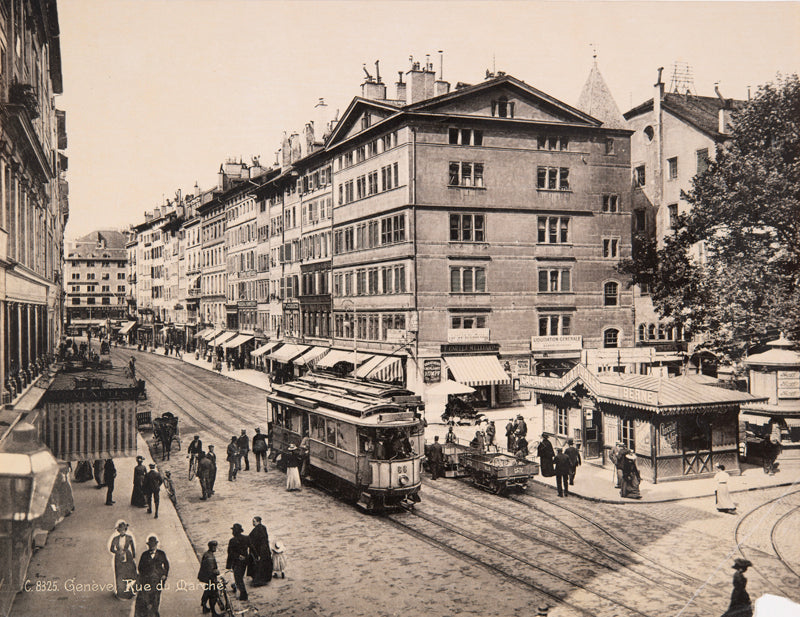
423 359 442 384
777 370 800 399
448 328 490 343
531 335 582 352
386 329 410 344
515 358 531 375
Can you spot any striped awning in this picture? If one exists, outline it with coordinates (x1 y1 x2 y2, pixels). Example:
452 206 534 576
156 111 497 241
251 341 282 357
209 331 237 347
267 344 310 364
202 328 222 341
445 355 511 387
353 354 403 382
293 346 330 367
194 327 213 339
223 334 254 349
118 321 137 335
316 349 373 368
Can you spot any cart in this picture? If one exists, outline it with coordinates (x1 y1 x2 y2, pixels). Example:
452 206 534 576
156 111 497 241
442 441 472 477
462 451 539 496
152 412 180 461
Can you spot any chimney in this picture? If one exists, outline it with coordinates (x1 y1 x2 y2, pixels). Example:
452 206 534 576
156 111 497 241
395 71 406 102
406 58 436 104
361 60 386 100
314 98 330 142
714 84 730 134
434 50 450 97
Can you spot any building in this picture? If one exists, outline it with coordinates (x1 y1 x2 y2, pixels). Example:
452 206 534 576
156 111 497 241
64 230 128 329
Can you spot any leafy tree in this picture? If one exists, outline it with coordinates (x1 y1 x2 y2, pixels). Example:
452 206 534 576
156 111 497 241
618 74 800 364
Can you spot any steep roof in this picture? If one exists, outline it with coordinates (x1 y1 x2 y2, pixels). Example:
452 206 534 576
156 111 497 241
68 230 128 259
576 62 626 129
624 93 746 139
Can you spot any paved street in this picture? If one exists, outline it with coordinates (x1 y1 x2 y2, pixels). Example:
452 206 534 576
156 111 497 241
111 348 800 616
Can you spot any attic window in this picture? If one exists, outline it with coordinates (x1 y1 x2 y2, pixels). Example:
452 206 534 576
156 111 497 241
361 112 372 130
492 97 514 118
643 125 655 141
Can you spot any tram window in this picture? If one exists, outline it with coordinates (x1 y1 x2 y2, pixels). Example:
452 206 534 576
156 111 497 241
273 404 285 427
326 421 337 445
338 423 356 452
310 415 325 441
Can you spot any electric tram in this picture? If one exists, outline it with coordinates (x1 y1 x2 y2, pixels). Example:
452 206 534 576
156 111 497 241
267 373 425 512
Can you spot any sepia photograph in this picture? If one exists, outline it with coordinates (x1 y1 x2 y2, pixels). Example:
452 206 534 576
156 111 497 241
1 1 799 616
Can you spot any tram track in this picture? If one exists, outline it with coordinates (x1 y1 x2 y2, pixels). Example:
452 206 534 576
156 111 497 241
771 506 800 580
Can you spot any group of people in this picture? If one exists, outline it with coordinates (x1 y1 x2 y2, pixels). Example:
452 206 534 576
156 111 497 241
536 433 582 497
505 415 530 458
610 441 642 499
109 521 169 617
225 427 270 481
131 455 172 517
187 435 219 500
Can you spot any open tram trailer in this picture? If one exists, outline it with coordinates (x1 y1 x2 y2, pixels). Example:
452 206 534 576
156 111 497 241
462 452 539 495
267 373 426 512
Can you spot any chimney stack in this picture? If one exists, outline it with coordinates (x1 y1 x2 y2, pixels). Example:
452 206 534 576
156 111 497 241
395 71 406 102
714 84 731 134
406 57 436 104
361 61 387 100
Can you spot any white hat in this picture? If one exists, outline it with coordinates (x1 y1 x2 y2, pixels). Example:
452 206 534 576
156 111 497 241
271 540 285 553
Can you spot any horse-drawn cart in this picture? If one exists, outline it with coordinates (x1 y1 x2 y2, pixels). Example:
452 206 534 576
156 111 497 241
152 412 180 461
462 451 539 495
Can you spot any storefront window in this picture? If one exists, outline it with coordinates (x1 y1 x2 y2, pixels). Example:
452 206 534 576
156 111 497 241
621 418 635 450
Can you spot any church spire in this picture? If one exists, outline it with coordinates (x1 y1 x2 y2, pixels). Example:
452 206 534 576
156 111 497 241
576 55 625 129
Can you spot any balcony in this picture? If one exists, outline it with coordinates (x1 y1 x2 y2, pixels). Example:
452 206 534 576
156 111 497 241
188 288 201 297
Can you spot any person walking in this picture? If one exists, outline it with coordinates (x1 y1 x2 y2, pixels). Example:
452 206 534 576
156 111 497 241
198 451 214 500
104 458 117 505
237 429 250 472
721 558 753 617
554 447 571 497
131 456 148 508
143 464 163 518
285 444 302 491
428 435 444 480
486 420 497 451
226 524 251 602
206 445 217 494
226 436 239 482
134 536 169 617
270 540 287 579
620 452 642 499
565 438 581 485
610 442 625 488
109 520 137 599
715 463 737 513
198 540 220 615
252 428 268 472
187 435 203 475
505 418 516 452
537 433 555 477
248 516 273 586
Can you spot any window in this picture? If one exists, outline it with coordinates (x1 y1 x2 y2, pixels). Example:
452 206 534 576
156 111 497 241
668 157 678 180
605 138 615 155
537 216 570 244
538 269 571 292
537 136 569 151
451 315 487 329
492 97 514 118
557 408 568 436
604 282 619 306
621 418 634 450
634 165 646 187
668 204 678 229
450 266 486 293
602 194 619 213
538 314 571 336
87 297 96 305
602 238 619 259
643 125 654 141
117 272 126 279
101 297 110 305
449 162 484 188
380 215 405 244
604 328 619 348
537 167 570 190
696 148 709 174
638 324 646 341
72 298 80 305
634 209 646 231
449 128 483 146
449 213 485 242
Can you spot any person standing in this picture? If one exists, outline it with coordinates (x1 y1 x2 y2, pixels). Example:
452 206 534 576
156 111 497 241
109 520 137 599
135 536 169 617
237 429 250 472
428 435 444 480
505 418 516 452
486 421 497 451
248 516 273 586
565 438 581 485
554 447 571 497
198 540 220 615
620 452 642 499
270 540 286 579
206 445 217 494
445 424 456 444
715 464 737 513
610 442 625 488
514 415 528 440
143 464 163 518
226 524 251 602
470 430 485 453
722 558 753 617
252 428 268 473
514 436 529 459
198 452 214 501
227 436 239 482
537 433 555 477
93 459 106 489
104 458 117 505
285 444 302 491
131 456 148 508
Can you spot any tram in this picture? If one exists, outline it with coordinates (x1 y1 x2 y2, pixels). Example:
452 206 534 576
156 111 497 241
267 373 425 512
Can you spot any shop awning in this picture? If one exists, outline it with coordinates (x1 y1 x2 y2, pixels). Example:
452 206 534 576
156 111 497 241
202 328 222 341
353 354 403 382
118 321 137 335
251 341 282 357
209 331 237 347
267 344 310 364
427 379 476 396
223 334 254 349
293 346 330 367
445 355 511 387
194 327 213 339
316 349 373 368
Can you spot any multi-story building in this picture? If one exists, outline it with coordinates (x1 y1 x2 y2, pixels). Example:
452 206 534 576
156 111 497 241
180 189 209 345
64 230 128 326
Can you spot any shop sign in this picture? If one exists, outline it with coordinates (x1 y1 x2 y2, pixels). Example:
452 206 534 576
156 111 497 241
777 370 800 399
515 359 531 375
423 359 442 384
448 328 490 343
386 329 410 343
531 335 582 352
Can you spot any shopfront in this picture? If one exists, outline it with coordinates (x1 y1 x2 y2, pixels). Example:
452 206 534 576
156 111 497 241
441 343 511 409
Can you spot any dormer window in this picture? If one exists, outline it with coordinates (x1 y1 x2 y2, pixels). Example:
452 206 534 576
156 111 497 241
492 96 514 118
361 112 371 130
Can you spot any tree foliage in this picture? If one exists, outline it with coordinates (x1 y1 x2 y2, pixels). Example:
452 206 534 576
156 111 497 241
618 74 800 364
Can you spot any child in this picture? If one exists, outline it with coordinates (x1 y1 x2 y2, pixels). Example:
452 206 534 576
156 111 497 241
271 539 286 578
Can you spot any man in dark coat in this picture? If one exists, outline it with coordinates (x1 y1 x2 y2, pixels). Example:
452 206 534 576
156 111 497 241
613 442 628 490
93 459 105 488
505 418 516 452
227 436 239 481
565 438 581 485
135 536 169 617
427 435 444 480
197 452 214 500
537 433 555 477
143 464 163 518
131 456 148 507
226 523 251 601
248 516 273 586
237 429 250 472
252 428 268 472
104 458 116 505
198 540 220 615
514 415 528 440
206 445 217 494
554 447 572 497
187 435 203 474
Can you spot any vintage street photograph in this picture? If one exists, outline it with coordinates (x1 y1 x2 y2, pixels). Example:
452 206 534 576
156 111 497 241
1 1 799 616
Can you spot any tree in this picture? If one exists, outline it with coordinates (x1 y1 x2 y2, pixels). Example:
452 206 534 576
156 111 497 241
618 74 800 364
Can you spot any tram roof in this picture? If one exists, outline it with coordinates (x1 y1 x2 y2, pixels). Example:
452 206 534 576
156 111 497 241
298 373 415 399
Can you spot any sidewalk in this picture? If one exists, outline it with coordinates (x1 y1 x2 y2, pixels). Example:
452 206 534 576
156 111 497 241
11 434 200 617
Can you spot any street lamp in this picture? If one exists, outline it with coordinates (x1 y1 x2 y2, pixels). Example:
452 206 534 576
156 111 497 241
0 422 59 521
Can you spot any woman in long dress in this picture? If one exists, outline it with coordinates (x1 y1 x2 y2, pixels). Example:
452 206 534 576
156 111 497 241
715 464 736 512
131 457 147 508
620 453 642 499
109 521 137 599
285 445 302 491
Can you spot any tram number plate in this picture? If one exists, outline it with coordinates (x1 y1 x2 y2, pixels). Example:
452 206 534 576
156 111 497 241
397 465 408 474
327 449 335 460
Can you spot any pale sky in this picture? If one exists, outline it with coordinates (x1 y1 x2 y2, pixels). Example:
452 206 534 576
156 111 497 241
58 0 800 241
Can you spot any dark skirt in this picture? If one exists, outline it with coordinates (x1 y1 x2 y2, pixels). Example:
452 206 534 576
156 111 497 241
248 554 273 586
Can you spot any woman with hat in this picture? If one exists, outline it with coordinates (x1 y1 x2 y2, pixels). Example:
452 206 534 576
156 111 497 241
620 451 642 499
714 463 736 513
131 456 147 508
271 539 287 579
722 558 753 617
109 520 137 599
537 433 555 477
285 444 302 491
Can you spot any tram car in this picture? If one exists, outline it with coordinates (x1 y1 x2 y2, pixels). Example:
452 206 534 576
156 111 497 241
267 373 425 512
462 451 539 496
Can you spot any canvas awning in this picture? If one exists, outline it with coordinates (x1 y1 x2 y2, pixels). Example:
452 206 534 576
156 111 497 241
267 344 310 364
316 349 373 368
118 321 137 335
293 346 330 367
353 354 403 382
209 331 237 347
445 355 511 387
202 328 222 341
427 379 476 396
223 334 254 349
194 327 213 339
251 341 283 358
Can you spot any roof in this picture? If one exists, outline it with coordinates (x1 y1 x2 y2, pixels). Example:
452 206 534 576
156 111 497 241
67 230 129 260
575 62 626 129
745 347 800 367
624 92 745 139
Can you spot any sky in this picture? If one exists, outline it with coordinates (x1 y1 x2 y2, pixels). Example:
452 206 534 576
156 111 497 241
58 0 800 241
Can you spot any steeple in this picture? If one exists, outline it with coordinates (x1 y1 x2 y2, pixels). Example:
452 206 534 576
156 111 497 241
576 58 625 129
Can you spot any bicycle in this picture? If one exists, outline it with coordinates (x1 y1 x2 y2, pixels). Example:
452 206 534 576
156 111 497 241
188 453 198 481
215 570 260 617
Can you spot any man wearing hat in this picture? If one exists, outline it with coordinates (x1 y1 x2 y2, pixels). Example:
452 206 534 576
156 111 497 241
237 429 250 472
226 524 251 601
135 536 169 616
514 414 528 440
252 428 268 472
104 458 117 505
197 452 214 500
206 445 217 494
226 436 239 482
143 463 163 518
565 438 581 485
610 441 625 489
131 456 148 508
554 447 571 497
187 435 203 475
198 540 220 614
505 418 516 452
537 433 555 477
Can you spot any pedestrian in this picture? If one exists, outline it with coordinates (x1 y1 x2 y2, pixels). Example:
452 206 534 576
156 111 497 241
470 430 485 453
721 558 753 617
248 516 273 586
188 435 203 474
227 436 239 481
486 420 497 450
715 463 736 513
162 471 176 506
198 540 220 615
198 451 214 500
610 441 625 488
620 452 642 499
299 431 310 479
428 435 444 480
270 539 286 579
445 424 456 444
505 418 516 452
93 459 106 489
74 460 94 482
131 456 148 508
252 428 268 472
537 433 555 477
237 429 250 472
226 523 251 601
514 414 528 440
143 463 163 518
206 445 217 494
129 356 136 379
554 447 571 497
565 438 581 485
285 444 302 491
514 435 529 459
104 458 117 505
109 520 137 600
134 535 169 617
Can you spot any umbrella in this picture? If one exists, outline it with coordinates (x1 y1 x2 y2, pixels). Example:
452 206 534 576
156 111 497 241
428 380 475 396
